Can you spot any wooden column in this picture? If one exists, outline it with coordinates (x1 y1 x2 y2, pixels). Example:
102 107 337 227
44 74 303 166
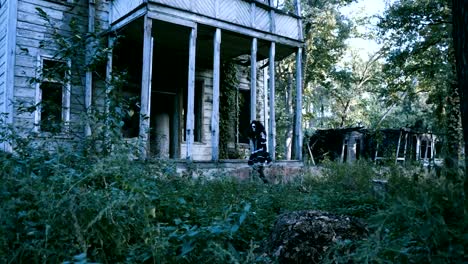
186 26 197 160
139 16 154 159
293 47 303 160
85 0 96 137
268 42 276 159
395 130 403 164
250 38 257 121
211 28 221 161
263 65 269 136
416 136 421 160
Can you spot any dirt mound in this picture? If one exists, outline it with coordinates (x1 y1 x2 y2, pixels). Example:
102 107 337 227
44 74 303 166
265 210 368 263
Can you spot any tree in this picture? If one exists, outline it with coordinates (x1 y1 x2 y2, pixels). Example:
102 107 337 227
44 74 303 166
377 0 462 166
451 0 467 185
274 0 356 158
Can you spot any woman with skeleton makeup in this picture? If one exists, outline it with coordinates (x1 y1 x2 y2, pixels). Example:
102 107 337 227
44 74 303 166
247 120 272 183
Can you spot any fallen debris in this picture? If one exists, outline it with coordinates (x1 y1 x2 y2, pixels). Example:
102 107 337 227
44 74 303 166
265 210 368 263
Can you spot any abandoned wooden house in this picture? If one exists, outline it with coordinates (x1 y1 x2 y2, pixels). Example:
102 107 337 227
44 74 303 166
0 0 304 164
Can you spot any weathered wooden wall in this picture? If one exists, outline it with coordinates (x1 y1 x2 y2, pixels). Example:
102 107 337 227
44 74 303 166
181 69 214 160
11 0 109 135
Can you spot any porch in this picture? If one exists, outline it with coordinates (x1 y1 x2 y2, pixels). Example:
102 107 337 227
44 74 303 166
102 0 304 161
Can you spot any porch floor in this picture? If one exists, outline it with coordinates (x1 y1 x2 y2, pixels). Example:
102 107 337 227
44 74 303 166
171 159 305 183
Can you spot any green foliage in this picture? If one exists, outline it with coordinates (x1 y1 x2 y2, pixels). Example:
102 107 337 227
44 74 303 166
1 136 465 263
219 61 242 159
323 165 466 264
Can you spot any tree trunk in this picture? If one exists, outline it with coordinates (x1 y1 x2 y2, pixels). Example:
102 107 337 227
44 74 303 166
451 0 467 188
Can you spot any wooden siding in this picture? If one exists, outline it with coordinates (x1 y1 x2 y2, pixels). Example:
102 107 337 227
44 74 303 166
11 0 110 134
181 69 214 160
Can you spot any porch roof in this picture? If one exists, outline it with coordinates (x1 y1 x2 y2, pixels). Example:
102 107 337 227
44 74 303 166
110 0 303 54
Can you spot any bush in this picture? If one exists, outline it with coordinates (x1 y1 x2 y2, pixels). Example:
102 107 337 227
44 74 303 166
324 166 466 264
1 136 465 263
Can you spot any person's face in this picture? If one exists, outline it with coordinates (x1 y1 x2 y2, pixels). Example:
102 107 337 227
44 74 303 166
251 123 256 132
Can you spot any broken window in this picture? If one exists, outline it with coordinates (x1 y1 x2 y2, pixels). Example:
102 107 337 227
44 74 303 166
36 57 70 133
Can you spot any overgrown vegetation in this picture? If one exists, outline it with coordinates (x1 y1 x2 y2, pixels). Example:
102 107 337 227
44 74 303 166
219 61 243 159
1 142 465 263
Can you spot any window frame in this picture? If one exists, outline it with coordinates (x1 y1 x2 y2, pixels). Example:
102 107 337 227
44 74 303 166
34 55 71 134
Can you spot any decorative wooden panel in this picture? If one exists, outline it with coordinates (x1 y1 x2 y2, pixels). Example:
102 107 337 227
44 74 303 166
112 0 144 23
157 0 191 11
219 0 237 24
276 14 299 39
114 0 303 42
255 8 270 32
194 0 215 18
235 0 251 27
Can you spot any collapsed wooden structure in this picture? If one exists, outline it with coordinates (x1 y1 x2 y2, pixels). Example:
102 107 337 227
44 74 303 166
308 127 442 166
0 0 305 162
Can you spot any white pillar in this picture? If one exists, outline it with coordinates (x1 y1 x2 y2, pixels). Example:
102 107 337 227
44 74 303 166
139 16 154 159
250 38 257 121
263 65 269 137
294 47 303 160
185 26 197 160
211 28 221 160
268 42 276 159
84 0 95 137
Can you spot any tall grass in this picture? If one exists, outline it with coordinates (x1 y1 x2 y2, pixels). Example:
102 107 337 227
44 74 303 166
1 141 465 263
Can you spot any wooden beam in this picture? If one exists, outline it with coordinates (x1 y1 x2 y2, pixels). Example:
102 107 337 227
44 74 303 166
211 28 221 161
147 11 197 28
186 26 198 160
341 138 346 163
147 4 303 47
403 132 409 164
395 130 403 164
293 47 303 160
416 136 421 160
268 42 276 160
109 6 146 32
250 37 257 122
139 16 154 159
